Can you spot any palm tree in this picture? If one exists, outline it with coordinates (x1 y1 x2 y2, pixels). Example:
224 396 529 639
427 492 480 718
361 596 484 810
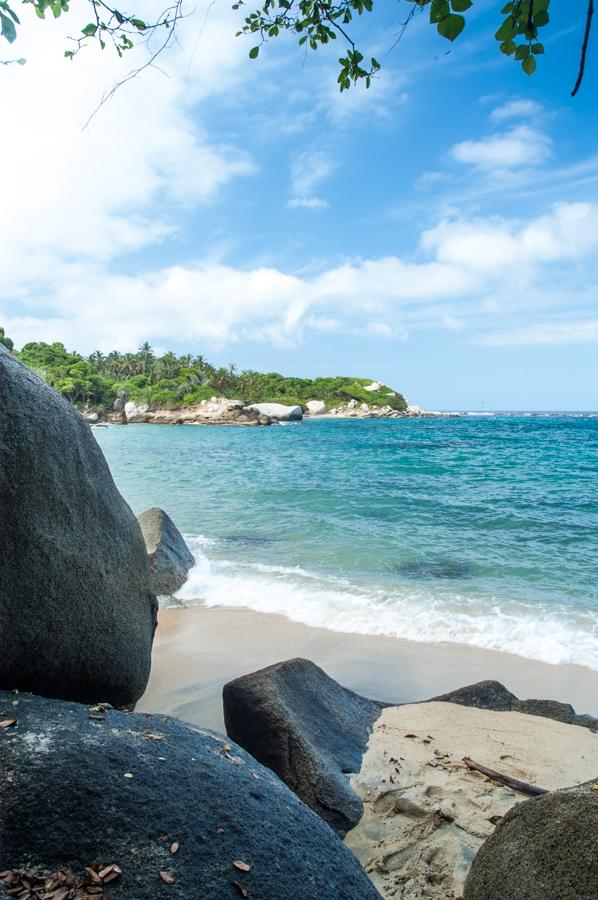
137 342 155 375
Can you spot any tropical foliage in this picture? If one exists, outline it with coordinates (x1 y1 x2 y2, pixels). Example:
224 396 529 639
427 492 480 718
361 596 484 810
1 0 594 98
9 336 407 411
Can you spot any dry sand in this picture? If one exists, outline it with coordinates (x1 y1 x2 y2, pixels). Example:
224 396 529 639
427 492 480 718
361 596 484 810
139 603 598 732
344 702 598 899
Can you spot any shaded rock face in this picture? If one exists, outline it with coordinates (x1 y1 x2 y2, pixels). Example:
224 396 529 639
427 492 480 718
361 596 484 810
0 690 380 900
223 658 387 836
224 662 598 840
0 348 157 707
464 780 598 900
137 507 195 595
246 402 303 421
434 680 597 729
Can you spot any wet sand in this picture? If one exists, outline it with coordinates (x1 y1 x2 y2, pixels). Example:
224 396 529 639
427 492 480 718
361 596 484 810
138 604 598 732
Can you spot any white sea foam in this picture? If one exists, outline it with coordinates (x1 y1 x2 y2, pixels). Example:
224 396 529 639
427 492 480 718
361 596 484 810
175 539 598 671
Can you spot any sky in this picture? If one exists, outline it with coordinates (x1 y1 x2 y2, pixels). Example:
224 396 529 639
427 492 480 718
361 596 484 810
1 0 597 410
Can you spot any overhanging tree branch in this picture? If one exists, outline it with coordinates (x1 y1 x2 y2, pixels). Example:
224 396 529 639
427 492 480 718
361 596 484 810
572 0 594 96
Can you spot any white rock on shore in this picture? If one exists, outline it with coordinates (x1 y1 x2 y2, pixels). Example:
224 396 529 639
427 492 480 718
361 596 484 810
247 402 303 421
306 400 327 416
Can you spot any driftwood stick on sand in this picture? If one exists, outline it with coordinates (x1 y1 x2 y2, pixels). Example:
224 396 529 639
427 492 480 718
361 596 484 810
462 757 549 797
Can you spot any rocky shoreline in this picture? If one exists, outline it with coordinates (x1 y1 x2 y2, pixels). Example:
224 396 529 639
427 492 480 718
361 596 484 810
2 344 596 900
85 394 460 427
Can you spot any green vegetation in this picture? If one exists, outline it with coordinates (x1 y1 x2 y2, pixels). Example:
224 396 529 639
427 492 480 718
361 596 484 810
0 327 13 351
1 0 594 99
7 334 407 411
240 0 561 88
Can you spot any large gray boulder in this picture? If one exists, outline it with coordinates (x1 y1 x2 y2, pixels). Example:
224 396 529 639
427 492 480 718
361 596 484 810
137 507 195 595
0 689 380 900
223 658 387 836
433 680 598 728
246 402 303 421
0 348 157 707
464 780 598 899
224 663 598 838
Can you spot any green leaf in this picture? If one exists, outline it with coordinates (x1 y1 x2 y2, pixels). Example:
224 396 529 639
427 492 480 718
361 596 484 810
81 22 97 36
430 0 450 23
495 19 515 41
533 9 549 26
531 42 544 54
437 12 464 40
131 18 146 29
522 54 536 76
248 44 259 58
515 43 529 60
500 39 516 55
451 0 472 11
0 10 16 41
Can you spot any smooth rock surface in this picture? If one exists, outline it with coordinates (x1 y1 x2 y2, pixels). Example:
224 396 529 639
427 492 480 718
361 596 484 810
0 689 380 900
137 507 195 595
124 401 150 423
464 780 598 900
223 658 386 836
306 400 327 415
0 348 156 707
246 402 303 421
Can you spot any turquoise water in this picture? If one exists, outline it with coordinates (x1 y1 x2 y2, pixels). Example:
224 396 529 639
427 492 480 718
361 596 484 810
94 416 598 670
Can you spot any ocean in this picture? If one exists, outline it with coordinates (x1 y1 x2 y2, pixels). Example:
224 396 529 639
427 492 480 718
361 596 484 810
94 415 598 671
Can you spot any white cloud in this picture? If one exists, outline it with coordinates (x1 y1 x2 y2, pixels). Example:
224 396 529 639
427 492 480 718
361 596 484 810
490 99 543 123
451 124 552 172
287 197 329 209
479 319 598 346
5 202 598 352
0 1 256 290
288 148 336 207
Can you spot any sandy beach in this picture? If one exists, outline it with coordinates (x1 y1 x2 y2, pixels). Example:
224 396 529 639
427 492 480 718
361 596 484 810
345 701 598 899
138 603 598 732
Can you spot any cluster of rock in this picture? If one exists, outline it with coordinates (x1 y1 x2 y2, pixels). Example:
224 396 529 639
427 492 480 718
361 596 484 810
0 347 378 898
223 661 598 838
85 381 441 425
224 659 598 899
3 345 595 899
322 400 406 419
94 396 309 426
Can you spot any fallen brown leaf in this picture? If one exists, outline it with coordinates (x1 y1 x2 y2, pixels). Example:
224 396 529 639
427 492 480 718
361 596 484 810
0 719 16 729
170 842 179 855
232 880 249 898
233 860 251 873
84 868 102 884
159 871 175 885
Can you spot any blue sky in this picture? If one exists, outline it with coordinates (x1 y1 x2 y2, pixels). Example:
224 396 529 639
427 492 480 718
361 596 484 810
1 0 597 409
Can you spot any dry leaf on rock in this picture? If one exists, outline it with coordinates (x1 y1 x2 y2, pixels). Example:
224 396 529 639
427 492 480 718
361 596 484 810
233 860 251 873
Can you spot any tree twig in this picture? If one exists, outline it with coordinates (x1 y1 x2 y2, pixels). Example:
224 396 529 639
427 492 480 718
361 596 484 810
572 0 594 96
463 756 548 797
